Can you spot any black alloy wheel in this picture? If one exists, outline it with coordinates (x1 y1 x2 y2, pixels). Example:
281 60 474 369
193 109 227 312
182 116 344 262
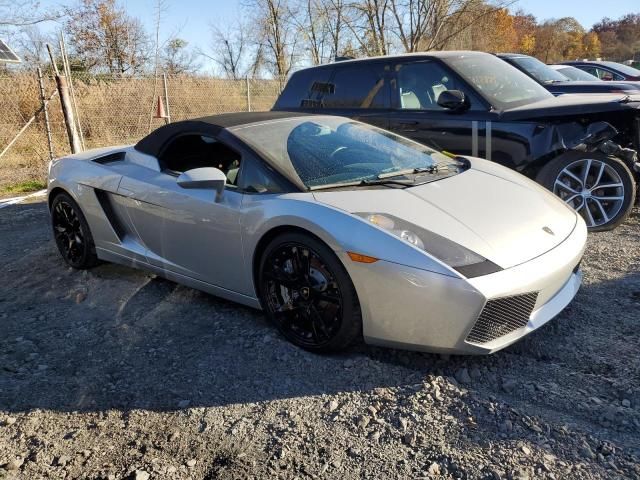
258 232 361 352
51 192 99 269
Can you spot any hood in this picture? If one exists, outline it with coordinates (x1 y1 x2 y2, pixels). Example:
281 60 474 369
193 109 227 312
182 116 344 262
547 81 640 94
500 93 640 121
313 168 577 270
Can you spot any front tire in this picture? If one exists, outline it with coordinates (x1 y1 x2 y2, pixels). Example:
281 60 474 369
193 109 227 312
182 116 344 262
50 192 99 269
257 232 362 352
537 152 636 231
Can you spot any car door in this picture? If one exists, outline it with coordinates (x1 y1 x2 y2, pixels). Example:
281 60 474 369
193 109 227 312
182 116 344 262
116 133 250 295
387 59 494 159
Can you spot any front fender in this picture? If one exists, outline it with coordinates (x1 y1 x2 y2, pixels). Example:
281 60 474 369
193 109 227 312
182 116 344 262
240 193 458 286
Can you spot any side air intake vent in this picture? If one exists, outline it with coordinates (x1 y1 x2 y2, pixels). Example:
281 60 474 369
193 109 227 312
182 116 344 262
94 189 126 239
465 292 539 345
93 152 125 164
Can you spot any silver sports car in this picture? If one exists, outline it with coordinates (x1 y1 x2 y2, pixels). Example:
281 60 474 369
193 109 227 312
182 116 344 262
48 112 587 354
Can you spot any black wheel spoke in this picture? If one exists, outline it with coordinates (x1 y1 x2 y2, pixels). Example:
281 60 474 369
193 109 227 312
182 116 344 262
263 270 298 288
309 304 332 341
52 199 87 266
261 241 344 348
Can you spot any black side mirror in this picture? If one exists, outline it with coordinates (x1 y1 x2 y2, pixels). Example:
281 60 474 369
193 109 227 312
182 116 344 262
437 90 469 112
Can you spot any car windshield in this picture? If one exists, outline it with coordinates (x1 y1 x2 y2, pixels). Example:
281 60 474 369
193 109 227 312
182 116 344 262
509 56 570 84
601 61 640 77
229 116 454 189
443 54 553 110
556 66 600 81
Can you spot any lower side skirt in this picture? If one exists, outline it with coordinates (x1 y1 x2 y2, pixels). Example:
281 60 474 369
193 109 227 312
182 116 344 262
95 247 262 310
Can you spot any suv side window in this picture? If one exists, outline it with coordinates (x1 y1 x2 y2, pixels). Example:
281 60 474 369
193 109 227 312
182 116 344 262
395 61 480 111
321 63 389 109
275 67 333 109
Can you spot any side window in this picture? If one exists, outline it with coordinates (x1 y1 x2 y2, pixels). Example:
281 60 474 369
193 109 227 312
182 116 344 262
321 64 389 109
581 66 599 77
158 134 242 187
275 68 333 109
395 61 477 111
594 68 623 81
237 156 291 193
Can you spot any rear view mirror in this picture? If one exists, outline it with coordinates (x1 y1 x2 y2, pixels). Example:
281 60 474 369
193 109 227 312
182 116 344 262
177 167 226 200
437 90 469 112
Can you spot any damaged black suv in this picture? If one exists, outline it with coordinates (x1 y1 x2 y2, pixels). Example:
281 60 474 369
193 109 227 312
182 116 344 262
274 51 640 231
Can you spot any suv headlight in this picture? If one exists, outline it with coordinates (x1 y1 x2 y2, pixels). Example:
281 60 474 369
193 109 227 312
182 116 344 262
356 213 502 278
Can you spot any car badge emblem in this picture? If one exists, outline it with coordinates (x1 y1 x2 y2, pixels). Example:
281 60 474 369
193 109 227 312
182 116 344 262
543 226 555 236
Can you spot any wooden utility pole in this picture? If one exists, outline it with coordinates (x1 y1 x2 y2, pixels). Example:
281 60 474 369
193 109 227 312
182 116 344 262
46 43 81 154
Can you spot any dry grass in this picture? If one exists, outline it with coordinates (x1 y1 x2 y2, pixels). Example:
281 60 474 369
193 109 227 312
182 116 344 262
0 73 280 190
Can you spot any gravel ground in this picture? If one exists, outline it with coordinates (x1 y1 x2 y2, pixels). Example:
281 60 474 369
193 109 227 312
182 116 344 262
0 199 639 480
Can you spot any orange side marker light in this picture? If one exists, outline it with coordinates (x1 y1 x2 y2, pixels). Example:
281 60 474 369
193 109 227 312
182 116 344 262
347 252 379 264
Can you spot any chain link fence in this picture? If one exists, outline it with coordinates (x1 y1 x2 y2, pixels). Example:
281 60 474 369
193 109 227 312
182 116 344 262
0 72 281 189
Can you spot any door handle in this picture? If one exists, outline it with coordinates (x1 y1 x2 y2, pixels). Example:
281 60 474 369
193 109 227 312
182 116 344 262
398 121 419 127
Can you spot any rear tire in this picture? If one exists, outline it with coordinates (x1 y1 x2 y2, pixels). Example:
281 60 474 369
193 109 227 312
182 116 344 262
536 152 636 231
50 192 99 269
257 232 362 352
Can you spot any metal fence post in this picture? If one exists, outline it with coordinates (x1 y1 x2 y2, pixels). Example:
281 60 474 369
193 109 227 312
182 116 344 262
246 77 251 112
163 73 171 123
37 67 55 161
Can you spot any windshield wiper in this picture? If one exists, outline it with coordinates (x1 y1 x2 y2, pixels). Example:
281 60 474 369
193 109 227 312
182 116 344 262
377 166 438 179
358 178 414 187
309 161 466 191
309 178 413 190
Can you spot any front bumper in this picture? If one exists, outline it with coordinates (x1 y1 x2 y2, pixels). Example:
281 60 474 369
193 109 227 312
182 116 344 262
345 217 587 355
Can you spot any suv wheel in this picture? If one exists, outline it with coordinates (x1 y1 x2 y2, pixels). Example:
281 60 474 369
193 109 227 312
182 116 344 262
537 152 636 231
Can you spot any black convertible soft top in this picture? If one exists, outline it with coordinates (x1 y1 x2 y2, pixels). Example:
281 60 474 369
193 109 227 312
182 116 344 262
135 111 309 158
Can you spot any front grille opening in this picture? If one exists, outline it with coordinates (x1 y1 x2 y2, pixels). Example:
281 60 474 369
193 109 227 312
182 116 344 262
466 292 539 345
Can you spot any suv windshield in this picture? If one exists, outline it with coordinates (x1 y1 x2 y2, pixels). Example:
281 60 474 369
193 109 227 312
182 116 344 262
509 56 570 84
229 116 455 189
443 54 553 109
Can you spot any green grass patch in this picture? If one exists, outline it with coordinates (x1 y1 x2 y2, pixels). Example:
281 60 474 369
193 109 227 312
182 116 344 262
2 180 47 194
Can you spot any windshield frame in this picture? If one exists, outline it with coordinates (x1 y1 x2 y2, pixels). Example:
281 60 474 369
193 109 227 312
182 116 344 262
508 55 570 84
441 53 554 110
228 115 459 191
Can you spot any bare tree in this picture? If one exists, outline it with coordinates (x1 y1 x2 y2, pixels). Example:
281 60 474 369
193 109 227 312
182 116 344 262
162 38 200 74
65 0 151 74
14 26 51 66
319 0 348 59
294 0 331 65
0 1 61 28
202 21 252 79
388 0 439 52
346 0 391 56
248 0 300 86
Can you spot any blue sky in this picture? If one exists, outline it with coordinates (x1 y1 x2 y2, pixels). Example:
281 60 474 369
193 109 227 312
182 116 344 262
34 0 640 71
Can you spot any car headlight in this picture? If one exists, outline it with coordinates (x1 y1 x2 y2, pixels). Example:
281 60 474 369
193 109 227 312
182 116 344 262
356 213 502 278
